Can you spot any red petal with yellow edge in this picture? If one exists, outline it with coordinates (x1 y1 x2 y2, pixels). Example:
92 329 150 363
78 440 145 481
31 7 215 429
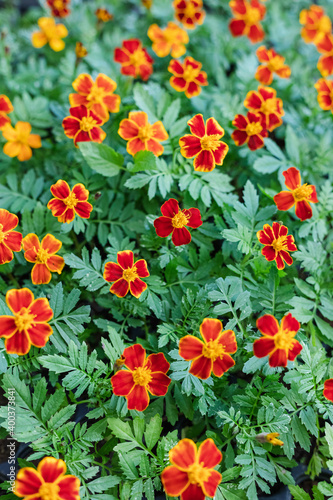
202 469 222 498
253 337 275 358
288 341 302 361
193 149 215 171
259 86 276 100
23 248 38 264
244 91 261 110
212 353 235 377
154 216 174 237
110 279 130 297
267 113 282 131
31 263 52 284
248 24 265 43
104 262 123 282
111 370 135 396
129 278 147 298
37 457 66 482
229 19 246 37
172 226 191 246
62 117 80 138
275 253 285 270
14 467 43 496
257 315 279 336
117 250 134 269
232 114 248 130
309 187 318 203
134 259 149 278
72 73 93 94
22 233 40 252
189 355 212 379
50 180 70 200
168 59 184 76
232 130 248 146
185 82 201 98
315 78 333 93
74 130 90 145
269 348 287 367
28 323 53 347
213 142 229 164
179 135 202 158
274 191 295 211
126 384 150 411
123 343 146 370
0 317 16 338
295 200 312 221
318 55 333 77
206 116 224 137
118 119 140 140
6 288 34 314
261 245 277 262
256 46 270 62
188 114 205 138
219 329 237 353
230 0 247 15
128 111 148 128
161 198 179 218
41 234 61 254
74 201 93 219
169 438 197 469
123 39 141 53
96 73 116 93
258 224 274 243
127 138 146 156
283 166 301 190
147 372 171 396
317 93 333 110
46 255 64 273
0 95 13 114
147 138 164 156
276 66 291 79
317 33 333 53
161 466 189 497
170 76 187 91
279 251 292 267
179 335 203 360
120 65 137 78
47 199 67 218
114 47 130 63
200 318 222 342
5 330 31 355
0 114 10 128
182 483 205 500
285 235 297 252
72 183 89 201
29 298 53 322
4 231 22 252
138 63 153 81
151 121 168 141
197 438 222 468
0 209 18 232
102 94 120 113
323 379 333 402
146 352 170 374
89 126 106 143
255 66 273 85
248 134 265 151
57 475 80 500
185 208 202 228
272 221 283 238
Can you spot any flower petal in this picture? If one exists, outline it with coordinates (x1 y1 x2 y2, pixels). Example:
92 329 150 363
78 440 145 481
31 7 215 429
41 234 62 254
281 313 300 333
212 353 235 377
0 209 19 232
47 255 65 275
6 288 34 314
169 439 197 469
182 483 205 500
14 467 43 496
118 118 140 140
37 457 66 482
134 259 149 278
129 278 147 298
179 335 204 360
288 341 303 361
197 438 222 468
29 298 53 322
111 370 135 396
146 353 170 374
323 379 333 402
57 475 80 500
274 191 295 211
185 208 202 229
202 469 222 498
269 348 288 367
189 355 212 379
161 466 189 497
188 114 206 138
74 201 93 219
193 149 215 172
103 262 123 282
256 314 279 336
22 233 40 252
0 242 13 264
110 279 130 298
117 250 134 269
172 226 191 246
0 316 17 338
200 318 223 343
218 329 237 353
161 198 179 218
5 330 31 355
27 323 53 347
126 384 150 411
253 337 276 358
31 264 52 285
295 200 313 221
154 216 174 238
123 343 146 371
50 180 70 200
147 372 171 396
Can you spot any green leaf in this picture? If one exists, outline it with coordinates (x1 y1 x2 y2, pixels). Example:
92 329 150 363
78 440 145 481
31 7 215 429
127 150 157 173
288 485 311 500
87 475 121 494
144 414 162 450
108 418 135 441
79 142 124 177
133 83 157 122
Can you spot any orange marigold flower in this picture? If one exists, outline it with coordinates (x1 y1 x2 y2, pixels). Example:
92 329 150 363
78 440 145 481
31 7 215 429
110 343 171 411
103 250 149 298
315 78 333 112
255 46 291 85
0 209 22 265
229 0 266 43
114 39 153 81
274 167 318 221
142 0 152 9
69 74 120 124
257 222 297 270
2 121 41 161
31 17 68 52
173 0 205 30
323 379 333 402
179 318 237 379
231 112 267 151
62 105 106 147
14 456 80 499
95 7 113 22
47 180 93 224
75 41 87 59
179 114 229 172
148 22 189 58
118 111 168 157
244 86 284 132
22 234 65 285
317 34 333 77
161 438 222 500
0 95 13 129
46 0 71 18
253 313 302 367
300 5 331 44
168 56 208 98
0 288 53 355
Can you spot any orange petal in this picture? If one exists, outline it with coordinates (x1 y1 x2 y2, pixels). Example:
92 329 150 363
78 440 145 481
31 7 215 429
179 335 204 360
22 233 40 252
200 318 222 342
5 330 31 355
14 467 43 496
6 288 34 314
161 466 189 497
41 234 62 254
37 457 66 482
197 438 222 469
169 439 197 469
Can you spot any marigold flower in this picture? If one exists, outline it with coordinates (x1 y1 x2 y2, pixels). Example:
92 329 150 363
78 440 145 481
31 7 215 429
0 95 13 129
244 86 284 132
0 209 22 265
75 41 87 59
168 57 208 98
154 198 202 246
179 114 229 172
161 438 222 500
69 74 120 124
0 288 53 355
118 111 168 157
47 180 93 224
179 318 237 379
104 250 149 298
22 234 65 285
315 78 333 113
255 46 291 85
46 0 70 18
173 0 205 30
2 121 41 161
95 7 113 22
300 5 331 44
111 343 171 411
14 456 80 499
257 222 297 270
253 313 302 367
317 34 333 77
274 167 318 221
256 432 284 446
148 22 189 58
229 0 266 43
142 0 152 9
114 39 153 81
31 17 68 52
323 379 333 402
62 105 106 147
231 112 267 151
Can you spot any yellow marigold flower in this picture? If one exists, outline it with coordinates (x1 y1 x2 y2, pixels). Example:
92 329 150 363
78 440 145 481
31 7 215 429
95 8 113 22
142 0 152 9
75 41 87 59
31 17 68 52
256 432 284 446
148 22 189 58
2 122 41 161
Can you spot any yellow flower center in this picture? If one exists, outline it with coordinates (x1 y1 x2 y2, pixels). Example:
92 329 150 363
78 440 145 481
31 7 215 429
38 483 60 500
0 224 5 244
132 366 152 386
36 247 49 264
273 330 295 350
87 84 105 103
202 339 225 362
317 15 331 33
271 235 288 253
64 192 78 209
138 124 153 142
260 98 276 114
122 266 139 282
14 308 35 332
187 462 211 486
200 135 220 151
246 121 262 136
292 184 313 202
244 6 261 24
80 116 97 132
268 56 284 72
129 49 147 67
184 2 197 18
171 211 188 228
53 0 64 9
183 65 200 82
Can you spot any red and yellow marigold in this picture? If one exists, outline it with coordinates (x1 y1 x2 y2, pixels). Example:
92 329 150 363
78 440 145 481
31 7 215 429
253 313 302 367
118 111 168 157
62 105 106 147
173 0 205 30
257 222 297 270
31 17 68 52
161 438 222 500
0 288 53 356
2 122 41 161
148 22 189 58
46 0 71 18
231 112 267 151
104 250 149 298
22 234 65 285
255 46 291 85
0 95 13 129
14 456 80 499
244 86 284 132
315 78 333 113
274 167 318 221
323 379 333 402
95 7 113 22
111 343 171 411
0 210 22 265
229 0 266 43
75 41 88 59
179 114 229 172
179 318 237 379
114 39 153 81
47 180 93 224
168 57 208 98
316 34 333 77
300 5 331 44
154 198 202 246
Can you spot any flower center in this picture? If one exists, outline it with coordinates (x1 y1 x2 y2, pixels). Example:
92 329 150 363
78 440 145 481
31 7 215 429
202 339 225 362
80 116 97 132
268 56 284 72
184 2 197 18
53 0 64 9
244 6 261 24
317 16 331 33
87 84 105 103
292 184 313 202
36 247 49 264
138 124 153 142
171 211 188 229
271 235 288 253
187 462 211 486
274 330 295 350
200 135 220 151
183 65 199 82
63 192 78 209
122 266 139 282
260 98 276 114
14 308 35 332
246 121 262 136
132 366 152 386
0 224 5 244
129 49 147 67
38 483 60 500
